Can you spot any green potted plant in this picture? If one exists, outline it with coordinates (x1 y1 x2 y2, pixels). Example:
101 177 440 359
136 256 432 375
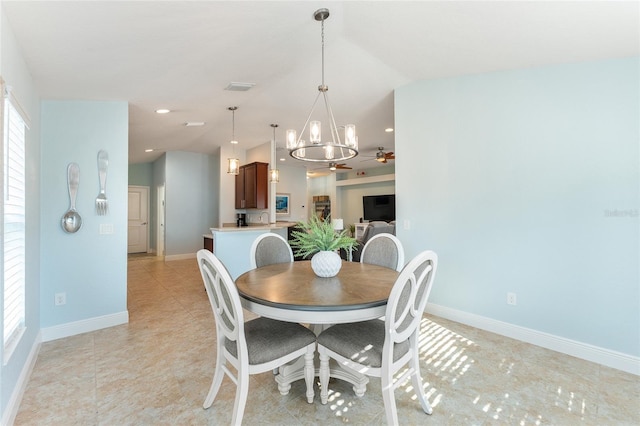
289 215 357 277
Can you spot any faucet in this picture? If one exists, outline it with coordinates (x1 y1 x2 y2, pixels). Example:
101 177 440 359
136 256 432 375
260 211 270 223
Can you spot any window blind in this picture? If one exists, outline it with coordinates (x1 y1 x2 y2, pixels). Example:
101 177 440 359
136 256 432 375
3 95 26 352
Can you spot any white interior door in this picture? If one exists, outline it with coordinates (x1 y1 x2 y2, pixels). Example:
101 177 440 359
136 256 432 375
128 185 149 253
156 184 165 256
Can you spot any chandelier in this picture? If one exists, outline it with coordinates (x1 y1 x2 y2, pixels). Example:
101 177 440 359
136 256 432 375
286 8 358 163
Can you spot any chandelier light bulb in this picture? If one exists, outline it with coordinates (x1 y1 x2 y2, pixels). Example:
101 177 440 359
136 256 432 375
286 129 297 150
310 121 321 144
324 145 334 160
345 124 356 148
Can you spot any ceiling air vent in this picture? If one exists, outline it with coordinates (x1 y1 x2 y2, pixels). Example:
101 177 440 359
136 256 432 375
224 82 256 92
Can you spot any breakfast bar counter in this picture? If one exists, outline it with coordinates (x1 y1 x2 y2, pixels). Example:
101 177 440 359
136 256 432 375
208 222 298 279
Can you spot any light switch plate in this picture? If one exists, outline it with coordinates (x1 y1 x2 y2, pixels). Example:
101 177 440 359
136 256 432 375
100 224 114 234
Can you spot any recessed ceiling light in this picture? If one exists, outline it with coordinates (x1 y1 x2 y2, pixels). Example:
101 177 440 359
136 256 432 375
279 158 286 162
385 127 394 133
155 109 170 114
145 149 154 152
184 122 205 127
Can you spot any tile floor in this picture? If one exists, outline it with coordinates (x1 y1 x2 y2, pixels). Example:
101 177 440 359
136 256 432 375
14 255 640 425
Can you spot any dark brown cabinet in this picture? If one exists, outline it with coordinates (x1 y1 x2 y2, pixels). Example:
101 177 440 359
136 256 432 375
235 162 268 209
204 235 213 252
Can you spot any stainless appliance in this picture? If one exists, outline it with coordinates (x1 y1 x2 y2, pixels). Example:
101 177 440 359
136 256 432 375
237 213 247 227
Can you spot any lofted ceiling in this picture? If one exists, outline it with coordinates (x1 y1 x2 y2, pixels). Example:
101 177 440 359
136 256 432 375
2 1 638 171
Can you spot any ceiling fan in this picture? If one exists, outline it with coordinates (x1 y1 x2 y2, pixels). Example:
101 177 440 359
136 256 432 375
313 162 353 171
363 147 395 164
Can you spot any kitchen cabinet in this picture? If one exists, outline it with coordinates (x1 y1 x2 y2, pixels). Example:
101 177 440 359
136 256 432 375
203 235 213 252
235 162 268 209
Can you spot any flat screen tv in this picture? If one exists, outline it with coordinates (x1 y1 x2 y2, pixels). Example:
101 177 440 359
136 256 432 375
362 194 395 222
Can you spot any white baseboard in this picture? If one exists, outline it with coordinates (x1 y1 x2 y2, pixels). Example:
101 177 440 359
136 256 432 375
1 332 41 426
425 303 640 376
41 311 129 342
164 253 197 262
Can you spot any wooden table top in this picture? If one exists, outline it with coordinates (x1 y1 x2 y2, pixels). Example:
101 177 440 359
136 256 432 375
236 261 400 311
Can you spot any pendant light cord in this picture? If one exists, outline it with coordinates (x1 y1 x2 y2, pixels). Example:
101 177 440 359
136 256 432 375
321 18 325 87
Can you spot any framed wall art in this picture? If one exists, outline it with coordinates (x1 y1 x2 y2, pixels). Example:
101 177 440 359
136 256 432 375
275 193 290 216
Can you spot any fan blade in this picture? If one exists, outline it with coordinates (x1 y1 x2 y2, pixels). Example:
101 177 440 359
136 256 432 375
336 164 352 169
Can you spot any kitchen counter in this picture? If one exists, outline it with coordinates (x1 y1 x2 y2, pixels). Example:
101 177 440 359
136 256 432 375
208 222 298 279
210 221 298 233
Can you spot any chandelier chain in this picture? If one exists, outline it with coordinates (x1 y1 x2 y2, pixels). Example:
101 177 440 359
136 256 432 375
321 18 325 88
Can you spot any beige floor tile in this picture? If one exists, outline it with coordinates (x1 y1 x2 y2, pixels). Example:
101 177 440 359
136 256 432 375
13 254 639 425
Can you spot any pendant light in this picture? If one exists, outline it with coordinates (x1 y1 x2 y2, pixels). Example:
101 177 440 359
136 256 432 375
226 106 240 175
286 8 358 163
269 124 279 183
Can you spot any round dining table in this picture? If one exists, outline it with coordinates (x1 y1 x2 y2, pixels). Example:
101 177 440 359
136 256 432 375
235 260 400 398
235 260 400 324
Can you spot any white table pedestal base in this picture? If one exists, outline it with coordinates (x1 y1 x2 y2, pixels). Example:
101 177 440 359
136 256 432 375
275 355 368 403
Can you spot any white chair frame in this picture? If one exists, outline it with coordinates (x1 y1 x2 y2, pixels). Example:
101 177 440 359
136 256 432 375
318 250 438 425
197 249 315 425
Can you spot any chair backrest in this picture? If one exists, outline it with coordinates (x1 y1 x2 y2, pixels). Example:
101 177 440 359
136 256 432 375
197 249 246 351
249 233 294 269
384 250 438 345
360 233 405 271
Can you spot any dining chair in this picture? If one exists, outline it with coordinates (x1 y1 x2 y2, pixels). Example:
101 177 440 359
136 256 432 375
360 233 405 272
317 250 438 425
196 249 316 425
249 232 294 269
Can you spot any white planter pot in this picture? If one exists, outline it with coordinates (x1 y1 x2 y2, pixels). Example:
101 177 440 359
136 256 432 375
311 251 342 278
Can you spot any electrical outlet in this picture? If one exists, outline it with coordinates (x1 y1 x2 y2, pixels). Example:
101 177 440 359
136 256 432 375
507 292 517 306
55 292 66 306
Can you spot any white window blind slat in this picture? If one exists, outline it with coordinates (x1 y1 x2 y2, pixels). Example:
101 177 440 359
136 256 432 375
3 95 26 351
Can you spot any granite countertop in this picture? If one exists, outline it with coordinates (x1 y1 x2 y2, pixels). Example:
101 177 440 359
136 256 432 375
210 221 298 233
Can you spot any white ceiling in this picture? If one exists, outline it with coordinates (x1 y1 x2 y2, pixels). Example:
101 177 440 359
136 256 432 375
3 1 638 170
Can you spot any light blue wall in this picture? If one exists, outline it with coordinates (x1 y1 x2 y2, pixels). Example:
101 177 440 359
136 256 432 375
0 9 42 420
40 101 128 327
395 57 639 356
164 151 218 256
128 162 153 186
